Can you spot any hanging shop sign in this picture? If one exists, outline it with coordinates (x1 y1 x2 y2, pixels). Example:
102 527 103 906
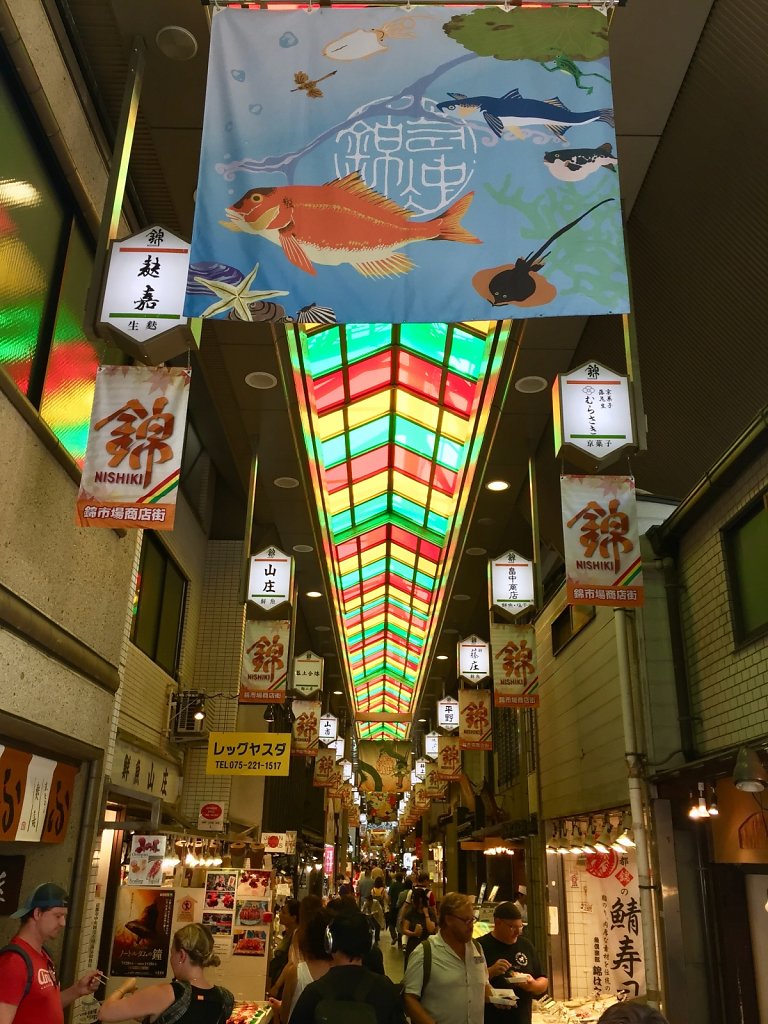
490 622 539 707
459 688 493 751
198 801 227 832
437 696 460 732
436 735 462 781
293 700 321 758
490 551 535 616
413 784 431 814
458 634 490 685
414 757 427 781
0 745 77 844
312 747 336 785
424 763 448 798
76 365 190 531
186 7 628 326
111 887 175 978
206 732 291 776
239 619 289 703
261 831 290 854
425 731 440 759
327 767 345 799
564 845 645 1000
292 650 324 696
100 225 197 363
358 741 412 793
553 360 635 465
340 759 353 782
248 546 293 610
128 835 167 887
318 712 338 745
113 737 181 805
561 475 644 607
348 804 361 827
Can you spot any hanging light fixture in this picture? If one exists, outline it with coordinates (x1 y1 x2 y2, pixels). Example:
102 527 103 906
594 820 612 853
695 782 710 819
263 704 275 723
556 824 570 856
546 823 559 854
581 819 596 854
733 747 768 792
687 791 700 819
616 812 636 848
708 785 719 816
569 821 584 855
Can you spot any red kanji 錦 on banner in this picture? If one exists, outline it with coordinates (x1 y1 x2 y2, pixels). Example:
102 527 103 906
490 623 539 708
459 689 493 751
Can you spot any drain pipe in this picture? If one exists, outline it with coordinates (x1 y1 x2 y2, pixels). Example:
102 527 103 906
614 607 661 1008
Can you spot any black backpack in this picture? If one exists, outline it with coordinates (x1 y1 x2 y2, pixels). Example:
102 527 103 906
313 973 379 1024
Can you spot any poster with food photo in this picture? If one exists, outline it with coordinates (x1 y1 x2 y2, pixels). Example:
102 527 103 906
232 926 269 957
128 835 166 887
236 869 272 901
236 899 269 927
111 887 175 977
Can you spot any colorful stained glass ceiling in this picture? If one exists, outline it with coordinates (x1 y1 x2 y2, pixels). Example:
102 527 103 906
286 322 511 741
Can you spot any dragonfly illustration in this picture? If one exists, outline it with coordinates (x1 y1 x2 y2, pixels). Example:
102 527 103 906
291 69 337 99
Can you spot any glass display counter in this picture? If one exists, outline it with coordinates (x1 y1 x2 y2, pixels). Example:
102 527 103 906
227 1001 273 1024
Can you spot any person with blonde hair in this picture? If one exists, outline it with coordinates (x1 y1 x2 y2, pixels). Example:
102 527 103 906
98 923 234 1023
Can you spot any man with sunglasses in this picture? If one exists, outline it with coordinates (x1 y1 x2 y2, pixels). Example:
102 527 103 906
477 903 548 1024
403 892 489 1024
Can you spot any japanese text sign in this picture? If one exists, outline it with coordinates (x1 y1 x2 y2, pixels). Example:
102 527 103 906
0 745 77 844
553 361 634 464
313 748 336 784
561 475 644 607
490 623 540 707
490 551 535 616
240 619 289 703
459 688 493 751
292 650 324 696
100 226 190 345
248 546 293 610
437 696 460 731
458 634 490 685
293 700 321 758
318 712 338 744
77 365 190 530
436 735 462 781
206 732 291 776
114 738 179 804
425 731 440 759
424 763 448 798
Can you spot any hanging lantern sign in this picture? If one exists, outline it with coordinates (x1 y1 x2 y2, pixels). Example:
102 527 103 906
415 757 427 781
353 790 361 806
340 759 353 782
437 696 460 732
318 712 338 745
425 731 440 759
457 634 490 685
332 736 346 761
553 360 635 466
490 551 535 616
459 689 493 751
292 651 324 696
410 769 420 788
248 546 293 610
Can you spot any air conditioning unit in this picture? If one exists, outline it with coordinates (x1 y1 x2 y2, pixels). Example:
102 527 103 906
168 691 206 736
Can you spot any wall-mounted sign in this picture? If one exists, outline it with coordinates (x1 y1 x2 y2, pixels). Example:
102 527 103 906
261 831 289 854
553 361 635 464
198 801 227 832
100 225 194 363
0 745 77 844
293 701 321 758
292 650 324 696
437 696 460 732
76 365 190 531
561 475 644 607
128 835 167 886
206 732 291 776
239 619 289 703
490 551 535 616
248 547 293 610
490 623 540 708
459 689 493 751
113 737 180 805
458 635 490 685
318 712 338 745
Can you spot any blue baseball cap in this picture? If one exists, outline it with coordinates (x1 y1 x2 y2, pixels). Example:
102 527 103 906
12 883 70 918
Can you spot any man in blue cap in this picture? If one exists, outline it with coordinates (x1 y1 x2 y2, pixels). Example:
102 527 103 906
0 882 101 1024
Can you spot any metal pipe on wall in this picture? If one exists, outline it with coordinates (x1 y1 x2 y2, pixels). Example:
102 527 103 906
614 607 661 1008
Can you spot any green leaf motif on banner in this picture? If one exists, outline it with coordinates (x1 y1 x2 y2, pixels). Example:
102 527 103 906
443 8 610 62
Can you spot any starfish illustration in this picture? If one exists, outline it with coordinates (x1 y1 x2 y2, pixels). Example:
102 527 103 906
194 263 288 319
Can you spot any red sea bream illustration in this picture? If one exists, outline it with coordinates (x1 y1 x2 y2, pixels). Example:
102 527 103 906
220 171 480 277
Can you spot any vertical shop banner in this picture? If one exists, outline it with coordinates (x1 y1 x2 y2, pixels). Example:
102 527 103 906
490 551 535 616
358 742 412 793
348 804 361 827
186 7 627 326
490 623 540 707
436 735 462 781
0 746 77 844
128 835 167 886
424 763 448 799
413 784 432 814
561 475 644 607
292 650 324 695
111 887 175 977
292 700 321 757
239 619 289 702
77 366 190 530
565 848 645 1000
459 688 493 750
458 635 490 685
312 745 336 784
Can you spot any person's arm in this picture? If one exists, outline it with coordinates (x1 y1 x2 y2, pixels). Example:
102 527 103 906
403 994 436 1024
278 963 298 1022
514 973 548 997
97 980 175 1022
61 971 102 1009
402 945 435 1024
0 1004 18 1024
424 911 437 935
486 957 512 980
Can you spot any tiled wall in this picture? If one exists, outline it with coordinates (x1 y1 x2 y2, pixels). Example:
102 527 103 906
675 451 768 753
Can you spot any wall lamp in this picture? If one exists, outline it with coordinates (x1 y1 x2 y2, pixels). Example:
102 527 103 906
733 747 768 792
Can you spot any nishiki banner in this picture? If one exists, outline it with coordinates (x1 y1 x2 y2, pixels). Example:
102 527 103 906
239 619 289 702
424 763 448 799
292 700 321 757
490 623 539 708
561 475 644 607
564 846 645 1000
313 746 336 785
77 366 189 530
186 7 628 325
459 688 493 751
436 735 462 781
358 742 411 793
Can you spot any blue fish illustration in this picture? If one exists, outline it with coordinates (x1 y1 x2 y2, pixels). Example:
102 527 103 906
436 89 614 142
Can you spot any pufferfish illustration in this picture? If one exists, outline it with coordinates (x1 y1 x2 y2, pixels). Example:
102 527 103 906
322 17 417 61
221 172 480 278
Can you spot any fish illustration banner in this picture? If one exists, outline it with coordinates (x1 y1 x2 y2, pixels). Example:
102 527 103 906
561 475 644 607
490 623 540 708
459 688 493 751
358 742 412 793
77 366 190 530
239 619 290 703
187 7 628 325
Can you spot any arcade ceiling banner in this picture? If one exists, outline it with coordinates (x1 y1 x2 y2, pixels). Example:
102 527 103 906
186 7 628 325
358 741 411 793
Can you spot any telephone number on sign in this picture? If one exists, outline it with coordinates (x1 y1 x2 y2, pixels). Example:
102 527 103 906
214 760 283 771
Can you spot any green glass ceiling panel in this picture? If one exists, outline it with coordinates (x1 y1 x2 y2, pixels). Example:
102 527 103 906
448 327 488 379
399 323 448 366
